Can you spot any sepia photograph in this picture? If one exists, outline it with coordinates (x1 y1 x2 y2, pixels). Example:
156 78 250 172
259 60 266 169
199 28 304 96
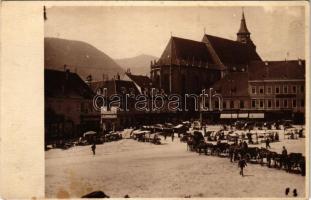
43 3 308 198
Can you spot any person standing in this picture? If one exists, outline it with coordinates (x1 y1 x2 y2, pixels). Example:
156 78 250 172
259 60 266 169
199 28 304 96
91 143 96 155
242 141 248 150
171 132 175 142
281 146 288 168
238 157 247 176
229 146 234 162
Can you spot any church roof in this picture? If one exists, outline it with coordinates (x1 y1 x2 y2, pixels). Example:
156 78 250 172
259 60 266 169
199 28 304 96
158 36 219 69
203 34 262 65
212 72 249 97
248 60 305 80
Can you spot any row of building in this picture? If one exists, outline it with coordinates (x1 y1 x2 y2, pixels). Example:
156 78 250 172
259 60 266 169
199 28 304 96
45 11 305 142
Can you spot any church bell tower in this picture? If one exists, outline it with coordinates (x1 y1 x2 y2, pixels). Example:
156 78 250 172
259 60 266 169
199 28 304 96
237 9 256 49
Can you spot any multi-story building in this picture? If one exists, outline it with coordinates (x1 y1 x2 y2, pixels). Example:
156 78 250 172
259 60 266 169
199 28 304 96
248 60 305 121
211 60 305 122
45 69 99 143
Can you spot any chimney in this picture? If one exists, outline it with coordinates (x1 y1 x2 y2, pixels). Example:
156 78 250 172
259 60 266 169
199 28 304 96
65 68 70 81
86 74 92 85
62 64 68 94
298 58 302 66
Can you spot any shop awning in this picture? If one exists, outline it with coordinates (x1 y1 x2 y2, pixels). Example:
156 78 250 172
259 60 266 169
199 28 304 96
249 113 265 119
220 113 238 119
238 113 248 118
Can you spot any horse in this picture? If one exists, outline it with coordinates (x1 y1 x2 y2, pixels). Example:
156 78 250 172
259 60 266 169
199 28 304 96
244 147 260 162
214 142 230 157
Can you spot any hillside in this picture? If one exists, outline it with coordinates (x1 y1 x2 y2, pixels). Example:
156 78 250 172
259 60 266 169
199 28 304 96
45 37 124 81
115 54 158 76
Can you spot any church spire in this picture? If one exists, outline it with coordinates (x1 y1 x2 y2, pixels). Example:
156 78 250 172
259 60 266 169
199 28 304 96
238 9 250 34
237 8 255 48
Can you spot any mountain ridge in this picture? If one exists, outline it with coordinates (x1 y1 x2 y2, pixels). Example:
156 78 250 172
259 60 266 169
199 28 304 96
115 54 158 76
45 37 124 81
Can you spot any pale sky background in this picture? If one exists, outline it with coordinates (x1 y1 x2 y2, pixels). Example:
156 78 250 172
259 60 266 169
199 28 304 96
45 6 305 60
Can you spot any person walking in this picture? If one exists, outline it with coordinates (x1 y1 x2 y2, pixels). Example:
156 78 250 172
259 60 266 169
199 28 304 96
171 132 175 142
265 138 271 149
91 143 96 155
238 157 247 176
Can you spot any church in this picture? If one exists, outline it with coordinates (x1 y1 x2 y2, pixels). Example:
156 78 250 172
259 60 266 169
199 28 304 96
149 10 305 122
97 10 305 131
150 11 262 95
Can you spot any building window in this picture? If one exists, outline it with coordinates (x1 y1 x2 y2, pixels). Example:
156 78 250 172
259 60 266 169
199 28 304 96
293 99 297 108
275 99 280 108
301 99 305 107
267 99 272 108
251 86 256 94
259 99 264 108
251 100 256 108
267 86 272 94
240 100 244 109
223 101 227 109
283 99 288 108
283 86 288 94
275 86 280 94
230 101 234 109
292 85 297 94
259 86 264 94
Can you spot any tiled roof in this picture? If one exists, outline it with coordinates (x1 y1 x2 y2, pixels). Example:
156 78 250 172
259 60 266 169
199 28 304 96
203 34 262 65
126 73 153 89
115 80 140 95
45 69 94 99
212 72 249 97
248 60 305 80
90 80 140 97
158 36 218 69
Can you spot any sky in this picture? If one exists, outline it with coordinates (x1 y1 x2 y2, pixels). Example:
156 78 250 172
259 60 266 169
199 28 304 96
45 6 306 60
